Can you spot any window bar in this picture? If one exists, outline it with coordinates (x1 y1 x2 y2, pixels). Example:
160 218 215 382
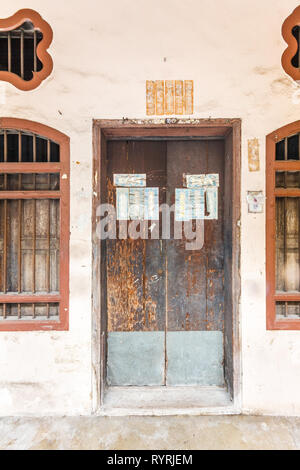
284 170 287 190
20 29 24 80
282 182 288 316
18 132 22 319
32 134 36 318
298 143 300 299
3 199 7 319
18 132 22 294
298 27 300 69
298 195 300 302
284 137 288 161
283 196 287 303
3 131 7 318
33 30 37 73
47 139 51 318
7 32 11 73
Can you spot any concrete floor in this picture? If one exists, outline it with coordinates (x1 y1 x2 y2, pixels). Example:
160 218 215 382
0 415 300 450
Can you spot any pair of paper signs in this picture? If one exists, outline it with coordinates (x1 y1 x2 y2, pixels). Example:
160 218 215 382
113 173 219 221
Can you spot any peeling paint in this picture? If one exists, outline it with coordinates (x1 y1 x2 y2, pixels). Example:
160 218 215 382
146 81 194 116
247 138 260 172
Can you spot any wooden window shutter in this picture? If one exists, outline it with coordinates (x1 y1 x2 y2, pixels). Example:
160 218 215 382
266 121 300 330
0 118 69 331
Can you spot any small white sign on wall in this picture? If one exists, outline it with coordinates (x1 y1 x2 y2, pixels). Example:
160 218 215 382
247 191 264 213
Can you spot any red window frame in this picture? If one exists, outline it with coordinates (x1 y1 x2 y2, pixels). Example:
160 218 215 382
0 117 69 331
266 120 300 330
282 6 300 83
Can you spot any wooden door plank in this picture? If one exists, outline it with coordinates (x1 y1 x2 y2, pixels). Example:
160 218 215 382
205 140 225 331
166 141 208 331
106 140 167 332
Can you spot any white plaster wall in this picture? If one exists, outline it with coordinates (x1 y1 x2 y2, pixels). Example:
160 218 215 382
0 0 300 415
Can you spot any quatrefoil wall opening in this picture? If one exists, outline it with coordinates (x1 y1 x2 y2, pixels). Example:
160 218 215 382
0 9 53 91
282 6 300 83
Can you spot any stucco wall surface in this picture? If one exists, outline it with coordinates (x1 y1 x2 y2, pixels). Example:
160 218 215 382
0 0 300 415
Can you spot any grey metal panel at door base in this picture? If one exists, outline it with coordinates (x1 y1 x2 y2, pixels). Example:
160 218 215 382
166 331 224 386
107 332 165 386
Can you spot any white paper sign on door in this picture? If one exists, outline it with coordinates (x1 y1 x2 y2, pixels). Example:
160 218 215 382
175 188 205 221
114 174 146 187
185 173 219 188
116 187 159 220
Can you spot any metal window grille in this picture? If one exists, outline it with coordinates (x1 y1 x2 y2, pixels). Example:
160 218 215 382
0 10 53 90
282 6 300 82
292 26 300 69
0 21 43 81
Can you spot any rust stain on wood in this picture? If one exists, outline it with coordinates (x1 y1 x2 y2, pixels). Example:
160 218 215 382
107 238 162 332
106 141 166 333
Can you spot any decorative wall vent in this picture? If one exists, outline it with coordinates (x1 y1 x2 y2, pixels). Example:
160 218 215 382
0 9 53 91
146 80 194 115
282 6 300 82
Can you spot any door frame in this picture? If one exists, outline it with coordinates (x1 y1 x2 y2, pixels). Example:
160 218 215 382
92 118 241 414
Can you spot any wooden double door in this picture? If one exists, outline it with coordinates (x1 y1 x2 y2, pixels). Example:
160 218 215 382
105 139 225 386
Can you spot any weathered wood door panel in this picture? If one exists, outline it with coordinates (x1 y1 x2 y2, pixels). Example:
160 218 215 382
105 140 225 386
106 141 167 385
165 141 224 385
166 141 224 331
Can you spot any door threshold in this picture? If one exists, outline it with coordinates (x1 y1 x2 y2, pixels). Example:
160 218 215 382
99 386 238 416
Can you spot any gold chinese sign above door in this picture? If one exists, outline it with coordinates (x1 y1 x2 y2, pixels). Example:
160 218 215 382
146 80 194 116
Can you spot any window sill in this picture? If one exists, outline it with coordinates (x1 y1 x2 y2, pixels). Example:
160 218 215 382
99 386 238 416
